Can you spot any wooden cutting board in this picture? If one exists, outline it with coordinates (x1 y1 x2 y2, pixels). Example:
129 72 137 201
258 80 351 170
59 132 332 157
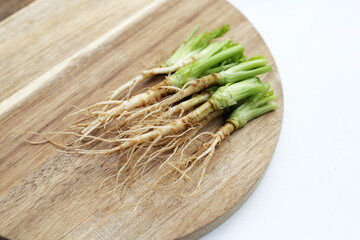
0 0 283 239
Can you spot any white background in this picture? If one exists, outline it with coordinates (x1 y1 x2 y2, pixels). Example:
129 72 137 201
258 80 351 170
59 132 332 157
202 0 360 239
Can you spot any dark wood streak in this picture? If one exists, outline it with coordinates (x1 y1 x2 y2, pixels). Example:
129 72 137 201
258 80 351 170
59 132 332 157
0 0 35 21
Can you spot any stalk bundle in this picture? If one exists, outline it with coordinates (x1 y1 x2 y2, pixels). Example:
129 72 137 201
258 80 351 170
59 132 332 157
30 24 278 196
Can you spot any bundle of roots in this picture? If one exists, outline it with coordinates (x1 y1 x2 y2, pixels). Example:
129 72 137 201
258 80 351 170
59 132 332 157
29 24 278 197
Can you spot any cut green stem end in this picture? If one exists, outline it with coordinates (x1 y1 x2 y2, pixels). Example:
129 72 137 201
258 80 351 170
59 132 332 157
163 24 230 67
228 82 278 128
169 41 244 88
219 56 272 84
209 77 265 110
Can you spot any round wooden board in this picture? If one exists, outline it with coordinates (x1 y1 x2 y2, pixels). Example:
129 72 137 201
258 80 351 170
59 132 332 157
0 0 283 239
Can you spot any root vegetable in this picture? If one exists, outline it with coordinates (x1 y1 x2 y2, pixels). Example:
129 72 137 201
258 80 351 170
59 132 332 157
107 24 230 100
123 56 272 126
174 82 277 188
80 41 244 137
73 78 265 154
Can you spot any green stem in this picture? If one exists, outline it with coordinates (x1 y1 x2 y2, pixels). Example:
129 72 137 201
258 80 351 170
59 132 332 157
209 78 265 110
219 57 272 84
227 82 278 128
169 42 244 88
164 24 230 67
198 45 244 75
202 63 238 75
185 24 200 42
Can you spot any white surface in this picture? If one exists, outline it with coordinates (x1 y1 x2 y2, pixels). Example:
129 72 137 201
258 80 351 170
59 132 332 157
202 0 360 239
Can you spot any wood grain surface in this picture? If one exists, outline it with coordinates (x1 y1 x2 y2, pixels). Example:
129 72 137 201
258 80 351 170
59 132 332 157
0 0 35 21
0 0 283 239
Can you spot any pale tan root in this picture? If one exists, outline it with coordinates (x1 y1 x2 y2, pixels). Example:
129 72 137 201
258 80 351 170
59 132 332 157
78 109 129 142
135 127 198 179
133 110 224 196
112 146 138 196
101 138 164 197
109 74 149 102
184 122 236 188
116 136 162 190
163 90 213 118
148 121 236 196
117 101 215 151
155 131 215 193
65 100 124 119
100 109 224 197
109 90 217 146
107 56 197 101
27 116 137 151
114 104 166 129
98 146 139 199
76 71 215 139
110 108 171 141
118 89 213 134
80 79 173 137
113 93 210 141
114 73 220 130
164 73 220 106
